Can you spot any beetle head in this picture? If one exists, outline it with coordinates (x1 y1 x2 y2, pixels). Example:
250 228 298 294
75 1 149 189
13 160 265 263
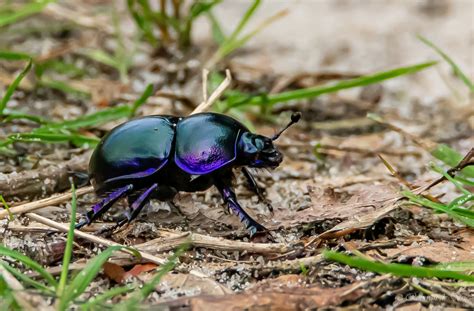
237 112 301 168
238 132 283 168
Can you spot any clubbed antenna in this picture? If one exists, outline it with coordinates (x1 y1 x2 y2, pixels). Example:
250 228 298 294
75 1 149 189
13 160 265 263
271 112 301 141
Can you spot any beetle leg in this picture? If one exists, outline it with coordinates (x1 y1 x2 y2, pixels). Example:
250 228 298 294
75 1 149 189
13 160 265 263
215 182 267 236
242 167 274 214
76 184 133 229
120 183 158 225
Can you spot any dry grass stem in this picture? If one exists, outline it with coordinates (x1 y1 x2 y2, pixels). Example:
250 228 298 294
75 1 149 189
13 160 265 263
191 69 232 115
0 186 94 219
25 213 166 265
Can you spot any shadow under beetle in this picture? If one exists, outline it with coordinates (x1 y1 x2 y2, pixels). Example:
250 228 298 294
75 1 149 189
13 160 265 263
76 112 301 235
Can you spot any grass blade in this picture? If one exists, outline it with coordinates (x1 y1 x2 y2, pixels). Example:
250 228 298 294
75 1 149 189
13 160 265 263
127 0 157 46
206 11 226 45
418 35 474 92
0 261 54 294
431 144 474 178
59 246 140 309
226 0 261 44
0 195 13 221
57 184 77 297
80 49 119 70
9 132 100 147
229 61 437 108
0 246 57 287
46 105 131 130
324 250 474 282
432 262 474 272
129 84 153 117
2 111 48 124
216 9 288 63
39 78 91 98
80 285 134 310
402 190 474 227
0 1 54 28
0 58 32 115
0 51 33 61
116 244 188 310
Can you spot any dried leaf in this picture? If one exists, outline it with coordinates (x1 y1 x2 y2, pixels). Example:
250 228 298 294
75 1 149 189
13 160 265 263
124 263 157 279
102 262 126 283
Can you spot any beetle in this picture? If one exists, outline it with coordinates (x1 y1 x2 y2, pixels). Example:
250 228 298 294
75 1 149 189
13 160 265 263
76 112 301 235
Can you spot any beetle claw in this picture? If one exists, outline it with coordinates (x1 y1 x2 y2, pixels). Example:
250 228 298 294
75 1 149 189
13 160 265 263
75 217 90 230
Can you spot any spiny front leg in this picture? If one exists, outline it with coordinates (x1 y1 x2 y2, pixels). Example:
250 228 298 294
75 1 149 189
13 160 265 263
215 180 266 236
242 167 274 214
76 184 133 229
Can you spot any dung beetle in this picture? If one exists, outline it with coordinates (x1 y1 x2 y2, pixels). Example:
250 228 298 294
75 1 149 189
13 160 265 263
76 112 301 235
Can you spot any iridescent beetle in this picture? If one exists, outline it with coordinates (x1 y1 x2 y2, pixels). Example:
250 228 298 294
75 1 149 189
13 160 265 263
76 112 301 235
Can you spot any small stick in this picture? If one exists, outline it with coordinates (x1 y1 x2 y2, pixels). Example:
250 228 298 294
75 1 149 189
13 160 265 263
26 213 166 265
416 147 474 193
132 231 290 254
0 186 94 219
191 69 232 115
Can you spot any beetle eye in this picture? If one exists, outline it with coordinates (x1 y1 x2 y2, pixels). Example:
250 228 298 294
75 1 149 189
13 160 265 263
254 138 264 150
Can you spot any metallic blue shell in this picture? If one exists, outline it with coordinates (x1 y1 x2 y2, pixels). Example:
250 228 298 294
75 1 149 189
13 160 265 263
174 113 248 175
89 116 177 190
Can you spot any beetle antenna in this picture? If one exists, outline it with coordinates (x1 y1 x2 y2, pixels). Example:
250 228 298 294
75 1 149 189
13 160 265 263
271 112 301 141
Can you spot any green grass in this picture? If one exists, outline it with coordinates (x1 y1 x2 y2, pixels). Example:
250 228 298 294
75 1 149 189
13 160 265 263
0 83 155 151
225 61 437 109
0 183 186 309
324 250 474 282
0 58 32 115
80 7 136 83
0 0 55 28
205 0 287 68
127 0 222 49
431 144 474 179
418 35 474 93
402 158 473 227
0 195 13 221
113 244 188 311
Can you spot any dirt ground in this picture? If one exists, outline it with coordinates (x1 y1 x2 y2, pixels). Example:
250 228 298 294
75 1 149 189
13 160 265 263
0 0 473 310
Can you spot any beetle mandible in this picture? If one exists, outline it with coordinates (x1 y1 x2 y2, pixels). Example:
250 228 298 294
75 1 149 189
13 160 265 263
76 112 301 235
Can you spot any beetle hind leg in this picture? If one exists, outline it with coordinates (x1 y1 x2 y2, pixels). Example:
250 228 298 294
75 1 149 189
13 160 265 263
76 184 133 229
116 183 158 227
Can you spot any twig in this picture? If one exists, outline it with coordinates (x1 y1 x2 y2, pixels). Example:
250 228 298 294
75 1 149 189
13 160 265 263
110 229 290 264
416 147 474 193
25 213 166 265
0 151 91 200
135 231 290 254
0 186 94 219
191 69 232 115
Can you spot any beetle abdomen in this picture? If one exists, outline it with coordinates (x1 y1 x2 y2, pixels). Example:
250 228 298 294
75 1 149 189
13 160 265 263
174 113 247 175
89 116 177 191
